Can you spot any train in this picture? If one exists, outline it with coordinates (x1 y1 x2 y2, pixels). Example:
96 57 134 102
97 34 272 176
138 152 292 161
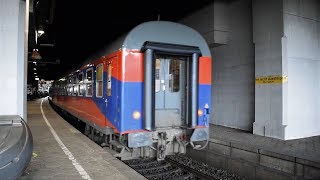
49 20 212 161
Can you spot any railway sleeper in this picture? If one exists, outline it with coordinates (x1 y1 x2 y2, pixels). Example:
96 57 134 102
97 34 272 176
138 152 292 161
129 161 165 169
144 167 184 179
137 163 172 175
123 157 156 165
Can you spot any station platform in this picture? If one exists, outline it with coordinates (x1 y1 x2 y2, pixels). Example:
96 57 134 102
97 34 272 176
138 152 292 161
18 98 145 180
187 124 320 180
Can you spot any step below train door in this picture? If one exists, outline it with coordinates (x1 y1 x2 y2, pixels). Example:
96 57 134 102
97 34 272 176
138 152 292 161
155 56 186 128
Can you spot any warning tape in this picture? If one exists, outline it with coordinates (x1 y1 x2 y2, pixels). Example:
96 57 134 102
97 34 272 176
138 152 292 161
255 75 288 84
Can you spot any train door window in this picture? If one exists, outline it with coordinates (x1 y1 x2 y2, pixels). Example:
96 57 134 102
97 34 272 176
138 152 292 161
155 59 161 92
169 59 180 92
107 63 112 96
96 64 103 97
86 68 93 97
78 72 83 96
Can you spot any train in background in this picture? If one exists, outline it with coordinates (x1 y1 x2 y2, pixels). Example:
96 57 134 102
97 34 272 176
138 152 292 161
49 21 212 160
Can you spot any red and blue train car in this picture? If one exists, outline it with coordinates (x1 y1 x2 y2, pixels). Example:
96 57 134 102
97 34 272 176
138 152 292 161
49 21 212 160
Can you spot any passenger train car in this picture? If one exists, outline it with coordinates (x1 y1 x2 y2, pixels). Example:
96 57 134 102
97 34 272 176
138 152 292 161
49 21 212 160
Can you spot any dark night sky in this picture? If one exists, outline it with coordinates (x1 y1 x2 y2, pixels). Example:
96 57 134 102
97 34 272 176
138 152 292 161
30 0 213 81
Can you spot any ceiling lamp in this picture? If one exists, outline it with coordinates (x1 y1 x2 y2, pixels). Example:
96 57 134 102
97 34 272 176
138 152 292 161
37 30 44 36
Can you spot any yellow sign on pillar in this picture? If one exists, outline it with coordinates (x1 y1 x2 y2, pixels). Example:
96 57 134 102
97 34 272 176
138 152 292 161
255 75 288 84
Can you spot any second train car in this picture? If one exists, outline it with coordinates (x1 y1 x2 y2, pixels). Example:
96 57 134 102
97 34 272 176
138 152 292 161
49 20 212 160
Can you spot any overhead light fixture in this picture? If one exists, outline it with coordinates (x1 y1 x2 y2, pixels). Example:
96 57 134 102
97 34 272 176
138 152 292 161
40 43 54 47
34 72 37 74
37 30 44 36
33 68 36 70
35 77 39 81
31 49 42 60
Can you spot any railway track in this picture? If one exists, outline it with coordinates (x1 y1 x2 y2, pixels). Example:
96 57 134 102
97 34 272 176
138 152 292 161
123 154 244 180
51 103 244 180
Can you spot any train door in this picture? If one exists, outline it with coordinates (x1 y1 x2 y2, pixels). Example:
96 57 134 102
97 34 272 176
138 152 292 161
155 56 186 128
105 58 118 127
95 63 107 127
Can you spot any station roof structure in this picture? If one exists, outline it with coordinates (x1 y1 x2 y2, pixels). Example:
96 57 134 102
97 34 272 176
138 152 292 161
28 0 213 81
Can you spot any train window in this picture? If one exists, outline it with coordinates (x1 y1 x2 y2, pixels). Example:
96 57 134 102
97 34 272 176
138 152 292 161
96 64 103 97
169 59 180 92
86 68 93 97
63 80 68 95
78 73 84 96
68 77 72 96
72 75 77 96
155 59 160 92
107 63 112 96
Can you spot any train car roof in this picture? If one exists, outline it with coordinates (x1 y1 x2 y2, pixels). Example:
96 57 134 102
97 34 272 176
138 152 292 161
61 21 211 79
123 21 211 57
90 21 211 59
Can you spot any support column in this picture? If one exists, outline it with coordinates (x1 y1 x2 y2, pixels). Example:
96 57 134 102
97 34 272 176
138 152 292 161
253 0 286 139
282 0 320 139
0 0 28 120
253 0 320 140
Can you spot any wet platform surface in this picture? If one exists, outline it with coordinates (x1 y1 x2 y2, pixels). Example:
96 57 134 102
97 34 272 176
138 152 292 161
18 98 145 180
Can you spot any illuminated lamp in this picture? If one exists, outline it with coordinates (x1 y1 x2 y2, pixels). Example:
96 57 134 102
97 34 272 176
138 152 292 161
37 30 44 36
31 49 42 60
132 111 141 120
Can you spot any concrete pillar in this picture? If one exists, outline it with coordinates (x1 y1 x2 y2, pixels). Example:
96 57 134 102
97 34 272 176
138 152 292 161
180 0 255 131
283 0 320 139
211 0 254 131
253 0 286 139
253 0 320 139
0 0 29 120
179 2 214 45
